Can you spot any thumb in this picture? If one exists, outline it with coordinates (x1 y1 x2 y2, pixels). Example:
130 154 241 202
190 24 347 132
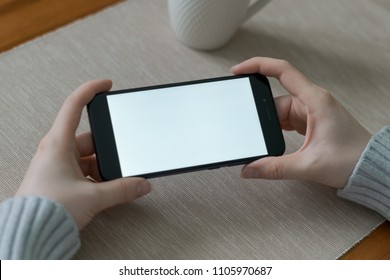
94 178 152 211
241 154 304 180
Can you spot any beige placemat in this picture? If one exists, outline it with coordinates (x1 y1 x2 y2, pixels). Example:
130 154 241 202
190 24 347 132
0 0 388 259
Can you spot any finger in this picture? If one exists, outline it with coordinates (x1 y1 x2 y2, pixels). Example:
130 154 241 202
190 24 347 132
94 178 152 212
230 57 315 99
273 95 295 131
80 156 103 181
241 153 306 181
50 79 112 142
76 131 95 157
274 95 308 134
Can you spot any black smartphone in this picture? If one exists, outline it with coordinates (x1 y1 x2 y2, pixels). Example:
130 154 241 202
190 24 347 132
87 74 285 180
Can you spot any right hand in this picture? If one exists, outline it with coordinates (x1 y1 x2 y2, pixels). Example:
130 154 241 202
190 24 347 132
231 57 371 188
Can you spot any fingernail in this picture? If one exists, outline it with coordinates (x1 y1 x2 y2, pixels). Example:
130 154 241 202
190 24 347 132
137 180 152 198
241 167 260 178
230 65 238 73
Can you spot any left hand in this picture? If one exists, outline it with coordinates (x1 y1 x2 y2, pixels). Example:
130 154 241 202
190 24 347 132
16 80 152 229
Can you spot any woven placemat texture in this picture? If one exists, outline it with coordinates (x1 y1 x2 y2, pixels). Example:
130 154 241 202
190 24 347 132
0 0 388 259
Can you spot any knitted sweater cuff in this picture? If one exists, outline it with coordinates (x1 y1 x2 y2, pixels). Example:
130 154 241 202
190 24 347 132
337 126 390 220
0 196 80 259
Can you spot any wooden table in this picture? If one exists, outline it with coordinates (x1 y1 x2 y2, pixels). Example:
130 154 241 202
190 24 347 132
1 0 389 260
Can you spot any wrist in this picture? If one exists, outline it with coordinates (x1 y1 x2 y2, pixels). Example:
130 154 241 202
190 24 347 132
0 195 80 259
338 126 390 219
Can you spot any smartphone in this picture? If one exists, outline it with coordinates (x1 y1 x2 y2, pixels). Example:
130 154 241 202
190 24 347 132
87 74 285 180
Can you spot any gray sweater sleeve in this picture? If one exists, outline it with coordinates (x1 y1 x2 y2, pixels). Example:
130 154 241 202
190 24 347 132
0 196 80 259
338 126 390 220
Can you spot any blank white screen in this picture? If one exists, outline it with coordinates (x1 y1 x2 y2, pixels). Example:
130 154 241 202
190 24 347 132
107 78 267 177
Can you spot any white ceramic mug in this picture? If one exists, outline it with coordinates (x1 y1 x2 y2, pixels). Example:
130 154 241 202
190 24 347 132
168 0 272 50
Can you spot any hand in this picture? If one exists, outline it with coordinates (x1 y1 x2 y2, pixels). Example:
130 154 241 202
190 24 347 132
16 80 152 229
231 57 371 188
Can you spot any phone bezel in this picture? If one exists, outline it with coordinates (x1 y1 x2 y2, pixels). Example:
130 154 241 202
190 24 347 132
87 74 285 180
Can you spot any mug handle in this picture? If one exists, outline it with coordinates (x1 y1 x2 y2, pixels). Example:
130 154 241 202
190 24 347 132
245 0 272 22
